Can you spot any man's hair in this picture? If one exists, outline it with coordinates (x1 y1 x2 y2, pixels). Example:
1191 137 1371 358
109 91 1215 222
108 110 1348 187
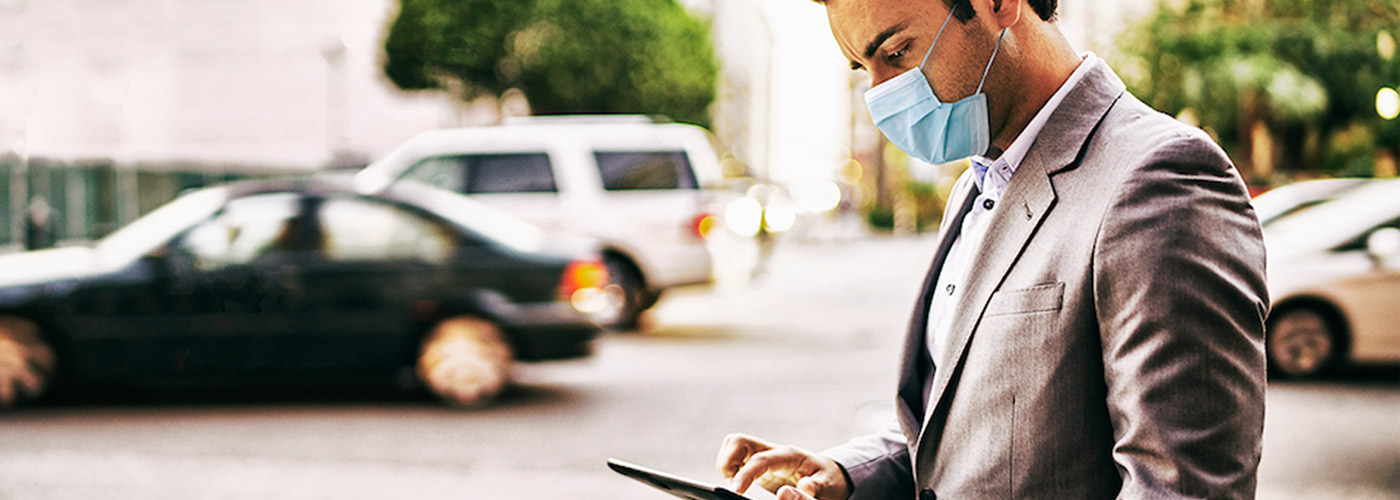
812 0 1058 23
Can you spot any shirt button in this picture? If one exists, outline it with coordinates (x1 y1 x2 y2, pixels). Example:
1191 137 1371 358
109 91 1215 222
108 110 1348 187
983 199 995 210
945 284 955 295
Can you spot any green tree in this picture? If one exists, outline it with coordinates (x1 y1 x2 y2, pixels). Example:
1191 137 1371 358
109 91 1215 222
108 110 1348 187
382 0 535 98
1117 0 1400 180
382 0 718 127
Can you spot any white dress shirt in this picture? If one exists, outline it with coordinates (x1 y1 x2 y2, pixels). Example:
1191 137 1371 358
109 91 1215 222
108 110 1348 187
925 53 1100 372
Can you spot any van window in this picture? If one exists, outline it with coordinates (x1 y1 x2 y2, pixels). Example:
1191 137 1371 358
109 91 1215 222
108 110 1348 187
402 153 556 194
594 151 697 191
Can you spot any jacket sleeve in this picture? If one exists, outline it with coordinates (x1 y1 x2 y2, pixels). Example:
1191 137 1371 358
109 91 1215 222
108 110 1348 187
822 421 914 500
1093 130 1269 499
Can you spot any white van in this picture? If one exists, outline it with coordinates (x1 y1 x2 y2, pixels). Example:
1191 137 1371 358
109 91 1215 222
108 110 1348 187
356 116 750 329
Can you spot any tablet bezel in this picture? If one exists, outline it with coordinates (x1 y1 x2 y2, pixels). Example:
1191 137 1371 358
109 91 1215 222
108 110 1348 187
607 458 751 500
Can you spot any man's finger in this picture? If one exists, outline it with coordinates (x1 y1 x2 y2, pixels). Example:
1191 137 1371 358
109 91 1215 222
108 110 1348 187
730 449 802 494
777 485 817 500
716 433 769 479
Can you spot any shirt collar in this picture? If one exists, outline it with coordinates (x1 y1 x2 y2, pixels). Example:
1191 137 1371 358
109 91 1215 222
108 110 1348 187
971 52 1098 192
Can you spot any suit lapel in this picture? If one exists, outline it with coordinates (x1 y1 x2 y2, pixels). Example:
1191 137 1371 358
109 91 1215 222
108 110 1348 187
910 60 1129 470
896 170 980 444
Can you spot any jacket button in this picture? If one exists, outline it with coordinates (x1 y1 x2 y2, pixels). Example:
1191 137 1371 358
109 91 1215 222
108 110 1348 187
920 489 936 500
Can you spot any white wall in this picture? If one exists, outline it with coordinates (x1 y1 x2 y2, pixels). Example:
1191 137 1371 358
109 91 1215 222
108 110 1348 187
0 0 475 169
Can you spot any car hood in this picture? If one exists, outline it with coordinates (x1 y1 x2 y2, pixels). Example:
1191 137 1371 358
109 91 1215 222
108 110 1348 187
0 247 100 289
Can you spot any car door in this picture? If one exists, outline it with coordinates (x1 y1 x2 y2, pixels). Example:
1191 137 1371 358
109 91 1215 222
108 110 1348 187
61 192 306 381
1325 223 1400 362
290 194 459 375
165 192 310 377
589 149 713 284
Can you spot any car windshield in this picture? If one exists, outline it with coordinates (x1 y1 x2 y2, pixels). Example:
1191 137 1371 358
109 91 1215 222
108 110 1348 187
1251 178 1369 227
95 187 228 266
383 181 546 253
1264 179 1400 257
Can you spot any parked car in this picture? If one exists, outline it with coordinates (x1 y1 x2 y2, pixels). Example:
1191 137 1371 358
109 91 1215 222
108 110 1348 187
0 177 613 408
355 115 754 329
1264 178 1400 378
1251 177 1372 227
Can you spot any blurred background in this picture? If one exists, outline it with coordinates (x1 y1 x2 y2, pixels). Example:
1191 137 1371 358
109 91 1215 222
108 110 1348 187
0 0 1396 498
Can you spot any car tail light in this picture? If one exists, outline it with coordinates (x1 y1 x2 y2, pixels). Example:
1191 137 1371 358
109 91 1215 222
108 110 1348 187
690 213 717 240
560 259 622 317
559 260 609 299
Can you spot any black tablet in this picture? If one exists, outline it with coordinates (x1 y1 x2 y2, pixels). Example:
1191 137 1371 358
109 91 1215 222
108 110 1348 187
607 458 752 500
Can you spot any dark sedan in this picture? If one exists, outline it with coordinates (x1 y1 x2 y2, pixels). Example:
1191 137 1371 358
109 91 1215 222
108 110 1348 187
0 178 616 407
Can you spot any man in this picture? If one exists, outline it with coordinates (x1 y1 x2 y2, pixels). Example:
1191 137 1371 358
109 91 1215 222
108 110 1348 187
715 0 1269 498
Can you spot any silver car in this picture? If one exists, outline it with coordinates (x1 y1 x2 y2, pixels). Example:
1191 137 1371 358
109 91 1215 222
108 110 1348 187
1264 178 1400 378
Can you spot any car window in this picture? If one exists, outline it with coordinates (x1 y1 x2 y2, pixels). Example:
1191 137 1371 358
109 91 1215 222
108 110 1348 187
466 153 555 193
318 196 454 263
177 193 305 269
98 186 227 267
401 156 466 192
1335 216 1400 252
594 151 697 190
383 180 545 253
401 153 556 194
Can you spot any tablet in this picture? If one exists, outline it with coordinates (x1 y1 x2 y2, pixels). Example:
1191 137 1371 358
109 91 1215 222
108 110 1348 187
607 458 752 500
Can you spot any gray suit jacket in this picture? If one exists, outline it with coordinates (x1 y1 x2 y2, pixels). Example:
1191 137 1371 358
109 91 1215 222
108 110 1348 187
826 60 1268 499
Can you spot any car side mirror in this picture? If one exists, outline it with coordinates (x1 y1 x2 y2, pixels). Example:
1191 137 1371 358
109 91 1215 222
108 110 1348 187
1365 227 1400 264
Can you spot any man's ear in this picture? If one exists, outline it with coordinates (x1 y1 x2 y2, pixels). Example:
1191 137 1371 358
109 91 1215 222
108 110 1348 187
981 0 1022 29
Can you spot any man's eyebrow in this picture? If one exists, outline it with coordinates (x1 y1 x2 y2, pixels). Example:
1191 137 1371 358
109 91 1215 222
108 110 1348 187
863 23 908 60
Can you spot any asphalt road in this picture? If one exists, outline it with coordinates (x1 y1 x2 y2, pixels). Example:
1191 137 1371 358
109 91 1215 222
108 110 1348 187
0 236 1396 499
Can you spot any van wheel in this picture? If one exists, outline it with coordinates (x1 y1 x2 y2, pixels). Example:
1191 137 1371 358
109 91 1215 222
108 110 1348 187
417 316 513 407
1267 306 1343 379
0 316 55 409
604 256 646 331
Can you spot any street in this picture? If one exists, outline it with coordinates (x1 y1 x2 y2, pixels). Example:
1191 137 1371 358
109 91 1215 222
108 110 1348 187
0 236 1397 499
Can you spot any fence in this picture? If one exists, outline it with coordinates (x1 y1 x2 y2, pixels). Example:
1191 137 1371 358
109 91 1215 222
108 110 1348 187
0 157 274 253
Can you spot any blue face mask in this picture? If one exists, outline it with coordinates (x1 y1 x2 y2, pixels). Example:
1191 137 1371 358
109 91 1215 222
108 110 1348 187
864 4 1006 165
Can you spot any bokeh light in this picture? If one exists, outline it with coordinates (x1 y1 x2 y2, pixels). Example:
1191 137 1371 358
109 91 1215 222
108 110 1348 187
1378 87 1400 120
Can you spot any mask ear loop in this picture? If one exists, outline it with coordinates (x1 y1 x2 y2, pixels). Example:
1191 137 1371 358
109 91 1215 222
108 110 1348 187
919 0 961 69
975 28 1007 94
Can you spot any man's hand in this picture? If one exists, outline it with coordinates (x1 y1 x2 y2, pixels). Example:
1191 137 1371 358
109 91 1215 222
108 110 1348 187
716 433 852 500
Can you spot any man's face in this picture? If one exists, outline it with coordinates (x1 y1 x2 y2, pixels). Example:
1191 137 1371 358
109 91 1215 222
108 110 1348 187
826 0 992 102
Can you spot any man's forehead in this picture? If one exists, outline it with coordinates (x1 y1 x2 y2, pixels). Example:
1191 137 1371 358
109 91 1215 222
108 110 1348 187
825 0 938 60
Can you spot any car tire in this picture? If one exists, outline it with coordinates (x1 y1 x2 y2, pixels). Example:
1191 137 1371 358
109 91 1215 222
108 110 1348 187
638 288 664 311
0 316 55 409
604 256 646 331
1267 306 1344 379
416 316 513 407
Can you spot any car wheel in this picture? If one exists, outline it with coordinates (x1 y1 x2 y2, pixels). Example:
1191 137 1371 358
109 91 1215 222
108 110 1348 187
0 316 55 409
417 316 513 407
604 256 646 331
1267 307 1343 378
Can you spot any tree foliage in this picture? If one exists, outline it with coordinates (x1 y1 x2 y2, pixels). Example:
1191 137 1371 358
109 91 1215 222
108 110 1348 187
1118 0 1400 178
382 0 718 127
